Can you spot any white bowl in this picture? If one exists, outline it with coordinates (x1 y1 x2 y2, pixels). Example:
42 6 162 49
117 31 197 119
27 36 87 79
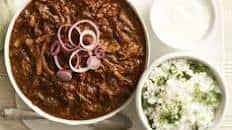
150 0 217 50
136 52 227 130
4 0 151 125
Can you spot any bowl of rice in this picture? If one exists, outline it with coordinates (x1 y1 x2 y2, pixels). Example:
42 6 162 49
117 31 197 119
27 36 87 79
136 52 227 130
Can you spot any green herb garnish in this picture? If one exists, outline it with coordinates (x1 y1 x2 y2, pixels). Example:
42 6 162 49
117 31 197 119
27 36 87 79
192 123 199 130
169 64 178 75
190 62 210 74
157 76 168 86
142 97 149 109
176 71 192 81
194 84 221 106
160 102 182 124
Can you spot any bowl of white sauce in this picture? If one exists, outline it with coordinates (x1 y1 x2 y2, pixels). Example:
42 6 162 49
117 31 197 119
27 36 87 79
150 0 215 49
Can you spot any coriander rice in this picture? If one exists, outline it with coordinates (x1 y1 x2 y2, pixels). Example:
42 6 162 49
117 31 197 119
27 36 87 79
142 58 222 130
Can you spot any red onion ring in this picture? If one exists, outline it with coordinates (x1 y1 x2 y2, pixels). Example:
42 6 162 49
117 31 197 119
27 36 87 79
73 54 80 68
50 41 61 56
57 24 78 52
94 46 105 59
87 56 101 70
80 30 97 50
68 19 100 45
53 20 102 74
69 49 92 73
68 26 81 47
54 55 63 70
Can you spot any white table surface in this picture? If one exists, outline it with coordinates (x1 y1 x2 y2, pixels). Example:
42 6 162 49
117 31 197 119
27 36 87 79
0 0 232 130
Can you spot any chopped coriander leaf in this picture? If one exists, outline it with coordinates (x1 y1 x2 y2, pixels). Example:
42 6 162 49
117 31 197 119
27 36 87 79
157 76 168 86
194 84 221 106
160 102 182 124
148 119 154 128
149 74 156 84
142 96 156 109
205 91 221 106
190 62 210 73
176 71 192 80
192 123 199 130
142 87 147 93
142 97 149 109
169 64 178 75
155 90 162 97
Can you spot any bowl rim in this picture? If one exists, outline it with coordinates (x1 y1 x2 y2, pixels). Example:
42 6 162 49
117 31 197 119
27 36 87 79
4 0 151 125
149 0 218 50
136 52 228 130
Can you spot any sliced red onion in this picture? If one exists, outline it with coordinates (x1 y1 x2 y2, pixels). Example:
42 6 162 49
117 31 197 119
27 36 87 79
57 24 70 43
70 53 80 68
56 70 72 81
69 49 92 73
69 20 100 44
68 25 81 47
87 56 101 70
50 41 61 56
57 24 78 52
54 56 63 70
64 43 72 48
80 30 97 50
55 20 102 74
94 46 105 59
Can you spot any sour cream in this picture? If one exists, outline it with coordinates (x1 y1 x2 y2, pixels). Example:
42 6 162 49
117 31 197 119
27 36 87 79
150 0 214 49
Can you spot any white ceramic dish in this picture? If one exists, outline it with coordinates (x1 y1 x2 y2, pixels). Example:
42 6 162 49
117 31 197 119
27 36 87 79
150 0 218 50
136 52 228 130
4 0 151 126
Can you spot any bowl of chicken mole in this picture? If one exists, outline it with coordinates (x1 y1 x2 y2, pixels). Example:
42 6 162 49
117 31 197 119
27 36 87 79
4 0 150 125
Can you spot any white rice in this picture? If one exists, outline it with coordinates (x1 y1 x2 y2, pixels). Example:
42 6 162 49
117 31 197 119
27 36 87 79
142 58 221 130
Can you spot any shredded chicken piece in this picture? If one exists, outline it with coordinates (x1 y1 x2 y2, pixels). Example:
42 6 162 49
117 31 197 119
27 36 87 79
22 58 32 77
35 45 43 75
75 91 92 104
36 1 60 23
102 58 124 73
41 42 54 75
47 1 66 23
36 58 43 75
13 39 21 48
29 15 36 27
113 71 132 85
100 39 120 53
102 58 132 84
119 10 136 31
25 38 34 46
99 83 116 96
97 3 120 17
115 22 131 43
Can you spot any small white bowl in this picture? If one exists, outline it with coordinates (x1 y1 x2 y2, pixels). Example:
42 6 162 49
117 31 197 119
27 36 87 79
150 0 217 50
136 52 227 130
